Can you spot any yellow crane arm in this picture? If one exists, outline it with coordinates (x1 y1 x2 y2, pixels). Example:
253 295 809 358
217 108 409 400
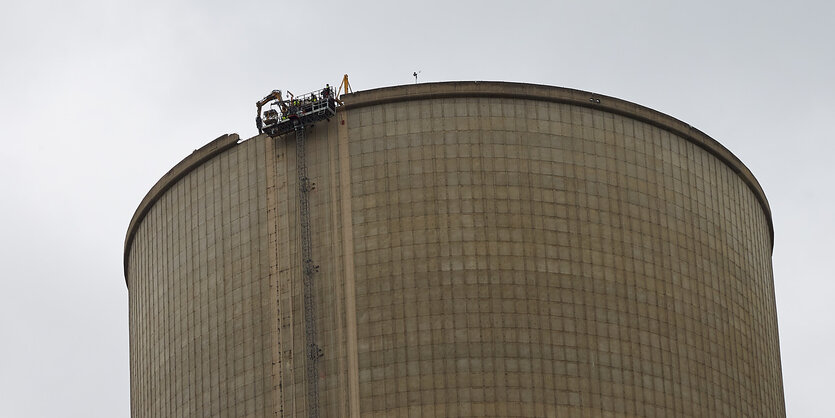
336 74 352 101
256 90 283 117
256 90 285 134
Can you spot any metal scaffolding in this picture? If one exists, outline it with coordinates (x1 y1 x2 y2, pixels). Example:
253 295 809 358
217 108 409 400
294 121 321 418
259 83 338 418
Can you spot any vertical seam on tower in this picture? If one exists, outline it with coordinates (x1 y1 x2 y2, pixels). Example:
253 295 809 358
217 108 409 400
338 111 361 418
327 119 349 416
265 134 284 416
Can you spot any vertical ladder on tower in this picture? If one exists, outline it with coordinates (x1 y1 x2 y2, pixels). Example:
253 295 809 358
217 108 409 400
295 121 321 418
258 82 343 418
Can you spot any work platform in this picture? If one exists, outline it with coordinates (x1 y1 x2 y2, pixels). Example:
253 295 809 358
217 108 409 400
259 87 337 137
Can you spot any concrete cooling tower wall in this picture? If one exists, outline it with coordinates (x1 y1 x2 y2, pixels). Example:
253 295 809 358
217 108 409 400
124 81 785 417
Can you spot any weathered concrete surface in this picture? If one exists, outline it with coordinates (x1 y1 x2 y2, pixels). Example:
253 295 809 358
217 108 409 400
125 82 784 417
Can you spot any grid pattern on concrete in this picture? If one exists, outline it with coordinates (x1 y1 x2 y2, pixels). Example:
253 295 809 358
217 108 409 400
126 138 274 417
272 120 355 417
124 83 784 418
345 97 783 417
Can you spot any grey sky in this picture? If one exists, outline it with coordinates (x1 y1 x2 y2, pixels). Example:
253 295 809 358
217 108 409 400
0 0 831 416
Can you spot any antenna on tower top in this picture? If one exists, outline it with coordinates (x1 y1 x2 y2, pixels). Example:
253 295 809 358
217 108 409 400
413 70 422 84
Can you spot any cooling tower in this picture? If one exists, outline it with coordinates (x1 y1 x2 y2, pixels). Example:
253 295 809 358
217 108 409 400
124 81 785 417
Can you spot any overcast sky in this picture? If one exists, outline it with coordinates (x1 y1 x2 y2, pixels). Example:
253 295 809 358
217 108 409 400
0 0 832 416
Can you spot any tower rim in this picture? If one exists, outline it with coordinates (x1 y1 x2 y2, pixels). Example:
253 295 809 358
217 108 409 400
122 81 774 287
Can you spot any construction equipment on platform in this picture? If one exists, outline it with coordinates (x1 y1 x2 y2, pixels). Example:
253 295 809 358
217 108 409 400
255 77 351 418
256 84 337 137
